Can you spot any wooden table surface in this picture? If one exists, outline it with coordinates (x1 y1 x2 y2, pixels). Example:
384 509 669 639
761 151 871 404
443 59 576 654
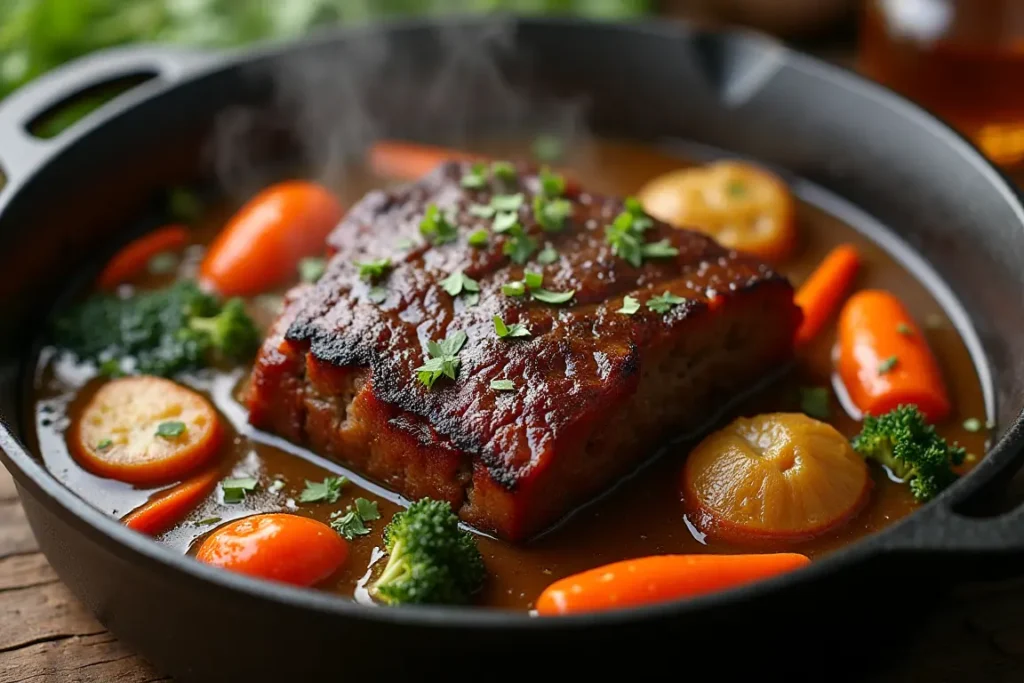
4 26 1024 683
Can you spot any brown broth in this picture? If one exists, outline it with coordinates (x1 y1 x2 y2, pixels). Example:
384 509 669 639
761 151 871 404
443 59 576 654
27 138 991 611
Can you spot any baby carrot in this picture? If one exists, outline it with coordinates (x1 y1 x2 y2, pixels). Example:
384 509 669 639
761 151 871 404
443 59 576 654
97 225 189 290
535 553 810 616
794 243 861 345
199 180 343 297
122 469 220 536
837 289 951 422
368 140 483 180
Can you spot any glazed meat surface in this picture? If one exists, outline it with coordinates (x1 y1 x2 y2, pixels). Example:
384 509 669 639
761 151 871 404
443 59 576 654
244 161 802 541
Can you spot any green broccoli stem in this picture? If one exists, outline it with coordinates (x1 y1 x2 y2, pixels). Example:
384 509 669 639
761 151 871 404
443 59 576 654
371 539 409 596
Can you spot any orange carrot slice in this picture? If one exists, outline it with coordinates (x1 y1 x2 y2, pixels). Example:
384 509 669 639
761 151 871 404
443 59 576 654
122 469 220 535
97 225 188 290
368 140 483 180
794 244 861 345
71 376 223 486
837 289 952 422
535 553 810 616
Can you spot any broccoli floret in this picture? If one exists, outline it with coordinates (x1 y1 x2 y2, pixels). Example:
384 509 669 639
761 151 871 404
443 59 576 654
852 404 966 502
52 280 259 377
370 498 485 606
188 297 260 360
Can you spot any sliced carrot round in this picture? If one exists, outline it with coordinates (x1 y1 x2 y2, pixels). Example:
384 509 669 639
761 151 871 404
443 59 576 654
637 160 796 262
121 469 220 536
682 413 871 543
195 513 348 587
71 376 222 486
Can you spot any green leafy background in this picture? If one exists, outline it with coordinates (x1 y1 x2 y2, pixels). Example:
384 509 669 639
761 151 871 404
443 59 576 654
1 0 653 100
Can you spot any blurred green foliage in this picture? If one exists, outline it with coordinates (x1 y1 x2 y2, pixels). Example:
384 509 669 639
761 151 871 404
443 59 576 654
0 0 652 99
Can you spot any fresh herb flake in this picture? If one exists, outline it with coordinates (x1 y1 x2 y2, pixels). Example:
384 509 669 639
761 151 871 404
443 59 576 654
962 418 984 433
647 291 686 314
493 211 520 234
468 229 489 247
356 258 391 282
355 497 380 521
298 476 348 504
469 204 496 219
96 438 113 450
367 286 388 304
641 239 679 259
195 517 222 527
155 421 186 439
299 256 327 283
329 497 380 540
494 315 531 339
461 162 488 189
877 355 900 374
491 161 517 184
490 379 515 391
416 331 468 388
532 288 575 305
536 244 558 265
420 204 458 245
463 292 480 307
800 386 831 420
502 230 537 265
618 296 640 315
896 322 913 336
524 271 544 289
221 477 258 504
491 193 524 212
502 281 526 297
533 195 573 233
539 167 566 197
440 271 480 297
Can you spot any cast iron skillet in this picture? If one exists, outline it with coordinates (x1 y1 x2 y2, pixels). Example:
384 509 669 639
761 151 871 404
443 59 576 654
2 14 1024 680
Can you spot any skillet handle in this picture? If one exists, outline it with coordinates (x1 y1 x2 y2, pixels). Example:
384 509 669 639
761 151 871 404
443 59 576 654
0 44 214 209
882 496 1024 575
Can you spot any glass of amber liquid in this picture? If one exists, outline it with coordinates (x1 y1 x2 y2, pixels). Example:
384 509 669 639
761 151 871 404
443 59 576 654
859 0 1024 168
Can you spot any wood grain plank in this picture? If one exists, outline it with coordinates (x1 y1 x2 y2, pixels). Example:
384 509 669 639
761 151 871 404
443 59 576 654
0 501 37 559
0 632 168 683
0 581 105 653
0 464 17 503
0 553 57 592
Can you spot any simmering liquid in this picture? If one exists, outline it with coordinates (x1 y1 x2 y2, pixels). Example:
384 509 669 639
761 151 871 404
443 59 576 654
859 0 1024 167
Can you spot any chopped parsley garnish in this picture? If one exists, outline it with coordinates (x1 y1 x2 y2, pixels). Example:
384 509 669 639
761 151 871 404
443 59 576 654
96 438 113 450
494 315 530 339
195 517 222 527
491 161 517 184
469 204 496 219
605 212 646 267
490 379 515 391
532 288 575 305
799 386 830 420
532 135 564 163
618 296 640 315
536 244 558 265
897 322 913 336
468 229 489 247
147 251 179 276
356 258 391 282
155 421 186 439
491 193 525 212
533 195 573 233
299 256 327 283
502 281 526 296
367 286 388 304
725 179 747 197
461 162 488 189
463 292 480 307
539 167 566 197
641 239 679 259
877 355 899 375
647 291 686 314
330 497 380 540
221 477 258 504
298 476 348 504
493 211 520 233
502 229 537 265
420 204 458 245
524 271 543 289
440 271 480 297
416 330 468 388
962 418 983 433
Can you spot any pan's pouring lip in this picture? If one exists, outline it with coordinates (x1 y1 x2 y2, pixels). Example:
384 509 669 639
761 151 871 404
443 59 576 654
2 12 1024 630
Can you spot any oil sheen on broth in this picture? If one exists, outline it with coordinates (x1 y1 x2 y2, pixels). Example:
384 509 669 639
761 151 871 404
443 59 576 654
28 139 990 610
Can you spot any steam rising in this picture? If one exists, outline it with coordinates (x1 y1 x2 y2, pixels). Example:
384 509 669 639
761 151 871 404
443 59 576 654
206 13 594 200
